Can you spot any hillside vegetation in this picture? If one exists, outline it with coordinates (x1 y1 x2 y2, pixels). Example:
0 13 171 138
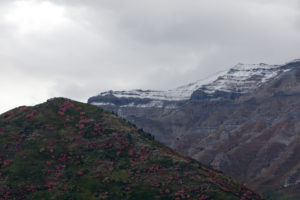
0 98 264 199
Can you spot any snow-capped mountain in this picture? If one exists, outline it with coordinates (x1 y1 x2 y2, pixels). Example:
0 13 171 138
88 59 300 199
89 62 291 108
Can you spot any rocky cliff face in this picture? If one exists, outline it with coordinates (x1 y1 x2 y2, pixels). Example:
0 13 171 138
88 60 300 199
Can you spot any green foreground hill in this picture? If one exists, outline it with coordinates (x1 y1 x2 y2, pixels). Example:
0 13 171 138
0 98 264 200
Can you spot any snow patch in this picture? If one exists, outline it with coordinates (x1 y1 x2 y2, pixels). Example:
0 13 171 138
120 101 164 108
91 102 115 106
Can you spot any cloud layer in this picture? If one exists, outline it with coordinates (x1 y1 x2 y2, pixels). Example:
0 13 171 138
1 0 300 113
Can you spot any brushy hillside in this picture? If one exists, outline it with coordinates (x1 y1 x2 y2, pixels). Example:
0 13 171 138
0 98 264 200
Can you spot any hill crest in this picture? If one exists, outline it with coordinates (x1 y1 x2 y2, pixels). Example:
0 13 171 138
0 98 264 199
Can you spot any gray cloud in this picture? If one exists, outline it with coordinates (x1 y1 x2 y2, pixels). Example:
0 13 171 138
1 0 300 113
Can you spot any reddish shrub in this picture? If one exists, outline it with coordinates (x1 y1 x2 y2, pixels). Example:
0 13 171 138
79 124 85 129
58 111 65 116
77 171 84 176
94 174 100 178
46 161 52 166
58 155 67 162
25 110 37 119
80 118 90 123
152 182 160 188
129 150 136 157
18 107 28 112
2 159 13 168
73 161 80 166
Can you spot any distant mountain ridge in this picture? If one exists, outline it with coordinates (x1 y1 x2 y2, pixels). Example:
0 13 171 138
89 61 292 110
88 59 300 199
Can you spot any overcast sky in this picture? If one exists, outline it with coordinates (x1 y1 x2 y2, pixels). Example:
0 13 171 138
1 0 300 113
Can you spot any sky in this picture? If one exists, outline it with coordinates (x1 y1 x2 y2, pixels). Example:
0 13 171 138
1 0 300 114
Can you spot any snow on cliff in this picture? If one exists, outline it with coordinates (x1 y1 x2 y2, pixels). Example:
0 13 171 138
93 63 286 103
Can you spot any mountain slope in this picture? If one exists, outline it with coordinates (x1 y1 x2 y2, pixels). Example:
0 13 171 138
88 60 300 199
0 98 263 199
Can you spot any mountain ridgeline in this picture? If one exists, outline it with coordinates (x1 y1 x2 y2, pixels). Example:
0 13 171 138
88 60 300 199
0 98 263 199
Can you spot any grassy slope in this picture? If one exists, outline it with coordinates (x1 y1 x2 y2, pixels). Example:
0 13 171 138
0 98 264 200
